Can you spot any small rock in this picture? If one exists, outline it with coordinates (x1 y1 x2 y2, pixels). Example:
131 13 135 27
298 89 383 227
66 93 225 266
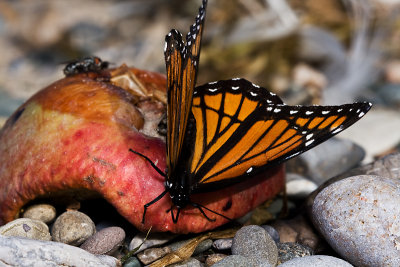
137 247 171 265
278 255 352 267
285 173 318 199
169 257 203 267
0 218 51 241
260 225 280 243
51 210 96 246
286 137 365 185
312 175 400 266
231 225 278 266
205 253 227 266
129 231 177 252
212 238 233 251
277 242 313 264
0 235 120 266
211 255 251 267
80 226 125 255
169 238 213 256
122 256 141 267
271 215 322 251
22 203 57 224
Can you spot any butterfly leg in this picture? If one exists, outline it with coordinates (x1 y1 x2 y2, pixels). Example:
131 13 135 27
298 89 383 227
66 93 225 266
129 149 166 177
142 189 168 224
171 207 181 223
192 202 233 222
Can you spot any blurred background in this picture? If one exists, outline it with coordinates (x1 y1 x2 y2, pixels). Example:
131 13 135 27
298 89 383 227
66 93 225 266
0 0 400 161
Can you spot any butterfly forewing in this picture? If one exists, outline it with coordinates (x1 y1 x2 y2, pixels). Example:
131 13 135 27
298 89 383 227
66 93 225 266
189 78 371 189
164 0 207 176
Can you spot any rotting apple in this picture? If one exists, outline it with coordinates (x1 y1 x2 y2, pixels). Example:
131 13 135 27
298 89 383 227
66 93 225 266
0 65 284 233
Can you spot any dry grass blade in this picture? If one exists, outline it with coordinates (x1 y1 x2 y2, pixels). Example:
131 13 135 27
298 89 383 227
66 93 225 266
148 228 238 267
121 226 152 264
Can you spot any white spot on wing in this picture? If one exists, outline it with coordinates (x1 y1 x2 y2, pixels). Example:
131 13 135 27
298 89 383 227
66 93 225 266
274 108 281 113
267 107 273 111
252 83 260 88
358 111 365 117
305 139 314 146
250 92 257 96
290 110 298 114
306 111 314 115
332 126 343 134
232 86 239 90
322 110 330 115
208 88 218 92
246 167 253 173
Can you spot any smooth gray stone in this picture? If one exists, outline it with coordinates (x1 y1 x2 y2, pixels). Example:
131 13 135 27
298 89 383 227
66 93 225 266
80 226 125 255
168 238 212 256
286 173 318 199
286 137 365 185
0 218 51 241
278 255 352 266
312 175 400 266
169 257 203 267
212 238 233 251
129 231 177 252
22 203 57 224
51 210 96 246
211 255 252 267
260 225 280 243
122 256 141 267
0 235 119 266
307 152 400 210
232 225 278 266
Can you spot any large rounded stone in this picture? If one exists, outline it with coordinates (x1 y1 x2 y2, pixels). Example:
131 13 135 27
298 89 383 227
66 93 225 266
312 175 400 266
51 210 96 246
0 218 51 241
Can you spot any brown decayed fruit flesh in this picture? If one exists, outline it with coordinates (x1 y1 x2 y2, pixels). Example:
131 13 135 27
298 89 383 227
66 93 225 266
0 66 284 233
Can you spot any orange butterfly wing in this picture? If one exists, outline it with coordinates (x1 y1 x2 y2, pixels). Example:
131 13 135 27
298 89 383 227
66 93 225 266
189 78 371 190
164 1 206 177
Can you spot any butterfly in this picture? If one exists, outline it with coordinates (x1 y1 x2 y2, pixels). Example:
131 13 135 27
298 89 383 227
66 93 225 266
130 0 372 223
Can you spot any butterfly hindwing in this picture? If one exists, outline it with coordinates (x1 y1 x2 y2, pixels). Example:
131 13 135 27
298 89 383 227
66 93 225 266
189 78 371 190
165 0 207 177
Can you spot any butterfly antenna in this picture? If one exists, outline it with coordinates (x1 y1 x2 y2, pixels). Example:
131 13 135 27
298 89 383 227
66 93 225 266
142 189 168 224
129 149 166 177
192 203 233 222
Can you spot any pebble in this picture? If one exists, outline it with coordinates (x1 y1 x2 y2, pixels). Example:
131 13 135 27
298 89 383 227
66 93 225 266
0 218 51 241
169 257 203 267
80 226 125 255
312 175 400 266
286 137 365 185
277 242 313 264
307 152 400 211
212 238 233 251
168 238 213 256
137 246 171 265
22 203 57 224
51 210 96 246
231 225 278 266
205 253 227 266
129 231 177 252
211 255 251 267
278 255 352 267
260 225 280 243
122 256 141 267
0 235 120 267
271 215 322 251
285 173 318 199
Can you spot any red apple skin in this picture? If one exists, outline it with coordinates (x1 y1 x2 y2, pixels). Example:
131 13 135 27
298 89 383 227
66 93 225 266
0 67 285 233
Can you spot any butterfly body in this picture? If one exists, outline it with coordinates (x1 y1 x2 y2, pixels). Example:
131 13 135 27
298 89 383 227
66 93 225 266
130 0 372 224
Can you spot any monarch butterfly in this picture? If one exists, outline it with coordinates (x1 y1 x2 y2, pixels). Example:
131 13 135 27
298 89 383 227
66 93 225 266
130 0 371 223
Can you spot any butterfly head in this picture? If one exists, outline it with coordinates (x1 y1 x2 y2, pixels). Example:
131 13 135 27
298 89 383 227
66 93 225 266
166 179 191 209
